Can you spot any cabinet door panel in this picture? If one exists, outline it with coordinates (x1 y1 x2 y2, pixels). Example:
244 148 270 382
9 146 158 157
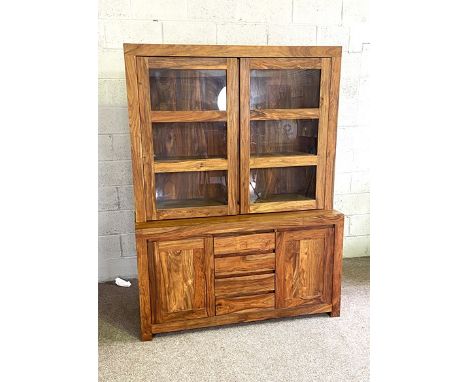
151 237 214 323
276 228 334 309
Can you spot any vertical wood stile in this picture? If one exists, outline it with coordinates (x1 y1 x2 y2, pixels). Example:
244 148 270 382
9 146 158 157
124 54 146 222
205 237 215 316
324 55 342 210
239 59 251 213
331 218 344 316
136 57 157 220
136 237 152 340
316 58 331 209
227 58 239 215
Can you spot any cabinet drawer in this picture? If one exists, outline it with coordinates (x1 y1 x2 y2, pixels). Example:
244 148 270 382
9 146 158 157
214 233 275 255
215 253 275 277
216 293 275 315
215 273 275 297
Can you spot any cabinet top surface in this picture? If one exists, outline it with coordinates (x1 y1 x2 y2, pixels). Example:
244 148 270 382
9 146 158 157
124 43 342 58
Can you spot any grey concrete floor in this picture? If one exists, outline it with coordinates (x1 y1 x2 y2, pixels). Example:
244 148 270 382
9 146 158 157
99 257 369 381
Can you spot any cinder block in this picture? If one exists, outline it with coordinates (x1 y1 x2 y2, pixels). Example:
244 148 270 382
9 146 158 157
217 23 267 45
98 160 133 186
99 0 131 19
352 148 370 171
334 172 352 195
351 170 370 193
131 0 188 20
99 186 119 211
349 25 370 53
342 0 369 25
99 107 129 134
99 210 135 235
343 235 370 257
335 149 354 173
235 0 293 24
349 214 370 236
99 235 121 261
117 185 135 210
102 19 162 49
98 79 127 107
163 21 216 44
293 0 342 25
98 257 137 282
98 134 113 161
98 48 125 79
187 0 237 22
334 193 370 215
121 234 136 257
317 26 350 52
268 24 317 46
112 133 132 160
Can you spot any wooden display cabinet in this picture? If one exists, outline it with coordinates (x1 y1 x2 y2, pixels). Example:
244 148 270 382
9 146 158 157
124 44 344 340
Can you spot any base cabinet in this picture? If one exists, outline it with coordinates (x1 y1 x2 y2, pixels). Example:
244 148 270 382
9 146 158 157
137 211 344 340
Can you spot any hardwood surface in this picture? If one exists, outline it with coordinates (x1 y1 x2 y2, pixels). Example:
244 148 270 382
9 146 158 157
214 232 275 255
215 253 275 277
215 273 275 297
215 293 275 315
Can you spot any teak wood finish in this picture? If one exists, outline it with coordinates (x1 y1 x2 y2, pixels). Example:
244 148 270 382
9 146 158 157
124 44 343 340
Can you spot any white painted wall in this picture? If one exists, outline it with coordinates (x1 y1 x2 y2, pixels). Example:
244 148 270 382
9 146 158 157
98 0 370 281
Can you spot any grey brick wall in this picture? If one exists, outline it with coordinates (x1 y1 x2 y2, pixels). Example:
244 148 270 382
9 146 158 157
98 0 370 281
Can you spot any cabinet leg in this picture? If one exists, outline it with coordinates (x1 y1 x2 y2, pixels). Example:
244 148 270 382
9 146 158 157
329 306 340 317
140 328 153 341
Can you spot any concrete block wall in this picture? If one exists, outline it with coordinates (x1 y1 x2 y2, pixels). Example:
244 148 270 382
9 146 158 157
98 0 370 281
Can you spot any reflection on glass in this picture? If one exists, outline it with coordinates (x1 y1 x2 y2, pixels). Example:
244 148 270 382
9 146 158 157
250 167 316 204
250 120 318 156
156 171 227 209
153 122 227 160
250 69 321 109
149 69 226 111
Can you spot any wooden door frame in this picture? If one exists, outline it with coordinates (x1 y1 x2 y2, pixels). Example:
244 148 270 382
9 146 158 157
239 57 334 214
134 57 239 220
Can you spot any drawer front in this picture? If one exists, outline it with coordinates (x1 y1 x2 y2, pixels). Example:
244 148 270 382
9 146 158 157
215 253 275 277
215 273 275 297
214 233 275 255
216 293 275 315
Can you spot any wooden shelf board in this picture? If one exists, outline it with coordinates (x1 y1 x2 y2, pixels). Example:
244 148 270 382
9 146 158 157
250 108 320 121
250 153 318 168
153 158 228 173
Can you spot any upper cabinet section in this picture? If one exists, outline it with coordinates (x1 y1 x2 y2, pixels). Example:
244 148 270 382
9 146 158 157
124 45 341 222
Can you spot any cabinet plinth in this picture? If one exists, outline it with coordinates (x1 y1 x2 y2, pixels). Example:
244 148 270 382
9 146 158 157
124 44 343 340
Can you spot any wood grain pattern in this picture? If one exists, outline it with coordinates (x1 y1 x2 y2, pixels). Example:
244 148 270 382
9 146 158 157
250 154 318 169
124 54 146 222
124 44 342 58
239 58 251 213
147 57 227 69
151 111 227 122
215 253 275 277
276 228 333 309
250 108 320 120
216 293 275 315
214 232 275 255
315 58 331 209
136 237 152 340
227 58 239 215
154 238 210 323
324 55 341 210
153 158 228 173
205 237 215 317
249 199 317 214
249 58 322 69
215 273 275 297
156 205 229 220
330 216 344 317
151 302 332 334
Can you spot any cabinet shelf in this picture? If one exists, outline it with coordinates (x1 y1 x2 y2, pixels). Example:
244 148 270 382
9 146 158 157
250 108 320 121
153 158 228 173
249 153 318 169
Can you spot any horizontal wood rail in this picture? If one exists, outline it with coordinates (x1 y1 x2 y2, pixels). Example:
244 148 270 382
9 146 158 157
151 111 227 123
249 200 317 213
250 108 320 120
147 57 227 69
153 158 228 173
156 205 229 220
249 58 322 69
250 154 318 169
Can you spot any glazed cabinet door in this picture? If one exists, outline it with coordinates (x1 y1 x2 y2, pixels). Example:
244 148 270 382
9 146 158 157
149 237 215 323
276 228 334 308
136 57 239 220
240 58 331 214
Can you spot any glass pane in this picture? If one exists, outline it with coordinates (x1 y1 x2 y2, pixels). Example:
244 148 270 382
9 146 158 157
250 167 316 204
250 119 318 156
149 69 227 111
156 171 227 209
250 69 321 109
153 122 227 160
